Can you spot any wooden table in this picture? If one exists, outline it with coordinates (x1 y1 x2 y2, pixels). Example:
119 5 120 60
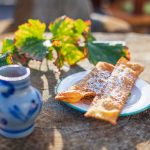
0 33 150 150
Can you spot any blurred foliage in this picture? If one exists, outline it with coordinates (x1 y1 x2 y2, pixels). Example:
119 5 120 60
144 2 150 15
1 16 130 68
119 0 150 15
49 16 91 67
122 1 134 14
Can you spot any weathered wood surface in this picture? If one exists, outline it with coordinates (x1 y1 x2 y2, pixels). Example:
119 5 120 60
0 33 150 150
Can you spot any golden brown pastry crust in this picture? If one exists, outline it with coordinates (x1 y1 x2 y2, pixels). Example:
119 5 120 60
85 58 144 125
55 62 114 103
117 57 144 76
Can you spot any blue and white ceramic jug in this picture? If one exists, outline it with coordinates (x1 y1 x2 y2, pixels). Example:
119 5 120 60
0 65 42 138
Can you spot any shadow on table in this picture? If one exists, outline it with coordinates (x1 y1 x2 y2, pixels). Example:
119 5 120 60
0 64 150 150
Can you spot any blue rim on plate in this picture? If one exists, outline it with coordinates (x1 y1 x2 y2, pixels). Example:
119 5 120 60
55 71 150 116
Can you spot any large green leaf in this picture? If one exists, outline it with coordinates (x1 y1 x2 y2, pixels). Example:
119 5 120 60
49 16 90 43
20 38 49 60
15 19 46 47
49 16 65 35
88 42 128 65
49 17 74 37
49 16 91 67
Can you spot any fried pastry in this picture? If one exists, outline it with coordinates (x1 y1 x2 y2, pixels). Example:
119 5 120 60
85 58 144 125
55 62 114 103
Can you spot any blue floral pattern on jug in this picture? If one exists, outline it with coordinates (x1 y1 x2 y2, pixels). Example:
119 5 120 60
0 80 15 98
9 100 39 122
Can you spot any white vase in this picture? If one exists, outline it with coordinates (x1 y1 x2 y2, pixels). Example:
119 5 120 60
0 65 42 138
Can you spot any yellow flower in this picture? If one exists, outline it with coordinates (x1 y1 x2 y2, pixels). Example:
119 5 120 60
52 40 62 47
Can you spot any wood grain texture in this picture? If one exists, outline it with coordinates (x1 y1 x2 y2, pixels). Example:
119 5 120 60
0 33 150 150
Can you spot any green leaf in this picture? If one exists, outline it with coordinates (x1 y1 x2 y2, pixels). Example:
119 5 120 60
49 16 65 35
0 53 13 66
49 17 90 42
20 38 49 60
74 19 86 34
2 39 16 53
49 16 91 67
49 17 74 37
61 43 84 65
15 19 46 47
88 42 127 65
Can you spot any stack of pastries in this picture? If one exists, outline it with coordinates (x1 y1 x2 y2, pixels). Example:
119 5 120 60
55 57 144 124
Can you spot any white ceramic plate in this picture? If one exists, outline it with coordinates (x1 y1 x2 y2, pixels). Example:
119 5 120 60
55 71 150 116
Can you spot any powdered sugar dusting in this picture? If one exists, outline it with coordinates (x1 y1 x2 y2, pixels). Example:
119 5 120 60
73 68 112 94
87 70 111 94
102 64 136 102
